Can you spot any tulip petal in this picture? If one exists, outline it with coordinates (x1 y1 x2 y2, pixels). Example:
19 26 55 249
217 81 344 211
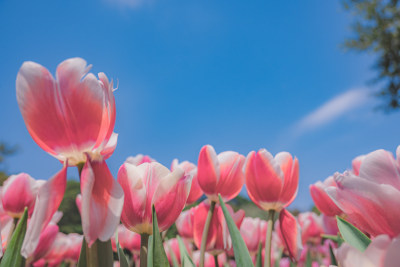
309 179 342 217
193 202 218 250
280 156 299 207
279 209 302 262
197 145 219 196
385 236 400 267
21 165 67 258
80 159 124 246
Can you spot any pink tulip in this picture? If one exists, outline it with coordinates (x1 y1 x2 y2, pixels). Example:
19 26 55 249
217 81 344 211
118 161 192 234
336 234 400 267
171 159 203 204
245 149 299 212
1 173 44 218
278 209 302 262
193 201 244 254
111 225 141 254
240 217 262 254
322 214 339 236
16 58 124 248
176 207 195 240
30 224 59 263
63 234 83 263
192 251 227 267
352 154 366 175
40 233 69 266
197 145 245 202
126 154 156 166
309 176 342 217
164 238 192 265
297 212 324 245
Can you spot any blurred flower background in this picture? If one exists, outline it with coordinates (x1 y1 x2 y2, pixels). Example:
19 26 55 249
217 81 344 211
0 0 399 235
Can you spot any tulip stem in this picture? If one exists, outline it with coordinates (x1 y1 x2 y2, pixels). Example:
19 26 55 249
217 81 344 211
199 201 216 267
264 210 275 267
213 254 219 267
140 233 149 267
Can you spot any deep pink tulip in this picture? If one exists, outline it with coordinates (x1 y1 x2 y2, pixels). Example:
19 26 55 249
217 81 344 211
309 176 342 217
245 149 299 211
118 161 192 234
111 225 141 254
197 145 245 202
175 207 195 240
297 212 324 245
1 173 44 218
193 201 244 254
336 234 400 267
240 217 262 254
126 154 156 166
171 159 203 204
278 209 302 262
16 58 124 248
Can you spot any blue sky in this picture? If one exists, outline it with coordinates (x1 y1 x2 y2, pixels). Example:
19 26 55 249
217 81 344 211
1 0 399 211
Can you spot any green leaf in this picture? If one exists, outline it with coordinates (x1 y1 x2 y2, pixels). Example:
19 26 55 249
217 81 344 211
116 231 129 267
177 236 195 267
0 207 28 267
77 238 87 267
336 216 371 252
321 234 344 246
148 205 169 267
255 242 262 267
147 236 154 267
218 194 254 267
329 243 337 266
274 248 283 267
305 249 312 267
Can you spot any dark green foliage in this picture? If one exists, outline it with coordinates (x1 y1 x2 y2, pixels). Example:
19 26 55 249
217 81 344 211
0 142 18 185
58 180 82 234
343 0 400 110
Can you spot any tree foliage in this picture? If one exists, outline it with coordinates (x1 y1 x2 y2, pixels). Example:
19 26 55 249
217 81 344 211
343 0 400 110
58 180 82 234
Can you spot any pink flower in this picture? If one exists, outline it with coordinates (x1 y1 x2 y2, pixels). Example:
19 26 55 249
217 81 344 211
245 149 299 211
171 159 203 204
309 176 342 216
111 225 141 254
197 145 245 202
176 207 195 240
192 251 227 267
30 224 59 263
326 147 400 237
193 201 245 254
336 234 400 267
118 161 192 234
63 234 83 263
16 58 124 248
1 173 44 218
278 209 302 262
126 154 156 166
240 217 263 254
164 238 192 265
297 212 324 245
352 154 366 175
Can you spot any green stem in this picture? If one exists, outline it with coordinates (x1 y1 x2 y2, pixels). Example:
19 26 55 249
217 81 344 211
214 254 219 267
140 233 150 267
85 240 113 267
86 241 99 267
199 201 216 267
264 210 275 267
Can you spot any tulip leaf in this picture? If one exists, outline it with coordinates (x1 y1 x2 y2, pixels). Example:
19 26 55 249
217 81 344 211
321 234 344 246
116 232 129 267
147 236 154 267
255 242 262 267
305 250 312 267
218 194 254 267
336 216 371 252
329 244 337 266
77 238 87 267
148 205 169 267
77 239 113 267
0 208 28 267
177 236 195 267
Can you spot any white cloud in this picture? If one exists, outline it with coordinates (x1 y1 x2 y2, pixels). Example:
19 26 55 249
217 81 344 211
294 88 371 135
105 0 146 9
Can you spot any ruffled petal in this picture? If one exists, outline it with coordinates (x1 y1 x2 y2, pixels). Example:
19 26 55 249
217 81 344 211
80 159 124 246
21 165 67 258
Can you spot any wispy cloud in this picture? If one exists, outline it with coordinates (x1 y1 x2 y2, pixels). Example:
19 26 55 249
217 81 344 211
104 0 147 9
294 88 371 135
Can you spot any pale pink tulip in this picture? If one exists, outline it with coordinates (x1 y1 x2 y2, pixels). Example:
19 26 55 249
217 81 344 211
322 214 339 236
118 161 192 234
352 154 366 175
30 224 59 263
63 233 83 263
1 173 44 218
126 154 155 166
193 201 244 254
111 225 141 254
245 149 299 212
336 234 400 267
197 145 245 202
309 176 342 217
297 212 324 245
171 159 203 204
16 58 124 249
240 217 262 254
176 207 195 240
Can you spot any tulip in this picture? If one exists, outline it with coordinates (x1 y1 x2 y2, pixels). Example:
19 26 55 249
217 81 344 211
164 238 193 266
192 251 227 267
63 234 83 263
297 212 324 245
176 207 195 240
1 173 44 218
197 145 245 203
240 217 262 254
118 161 192 267
171 159 203 204
309 176 342 217
278 209 302 262
111 225 141 255
16 58 124 250
126 154 155 166
30 224 59 264
336 234 400 267
245 149 299 212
